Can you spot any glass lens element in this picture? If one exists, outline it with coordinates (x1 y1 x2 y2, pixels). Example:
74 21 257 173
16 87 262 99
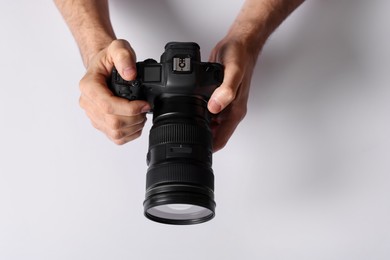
146 204 213 221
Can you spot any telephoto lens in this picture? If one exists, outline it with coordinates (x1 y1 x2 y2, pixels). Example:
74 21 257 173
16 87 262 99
143 96 216 225
109 42 223 225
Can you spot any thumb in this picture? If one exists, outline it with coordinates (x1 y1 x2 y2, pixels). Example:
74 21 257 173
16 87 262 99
208 63 243 114
107 39 137 81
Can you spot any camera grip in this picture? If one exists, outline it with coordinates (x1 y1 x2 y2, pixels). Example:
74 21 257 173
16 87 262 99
109 67 143 101
201 63 224 87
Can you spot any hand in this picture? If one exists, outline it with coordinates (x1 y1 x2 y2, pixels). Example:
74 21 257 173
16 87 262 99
208 37 260 152
79 39 151 145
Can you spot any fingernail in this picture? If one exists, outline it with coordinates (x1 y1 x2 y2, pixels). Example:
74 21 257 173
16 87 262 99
123 67 135 80
208 98 222 114
141 105 151 113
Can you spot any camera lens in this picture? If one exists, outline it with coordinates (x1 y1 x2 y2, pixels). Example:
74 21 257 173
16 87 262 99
147 205 212 220
143 96 216 225
144 184 215 224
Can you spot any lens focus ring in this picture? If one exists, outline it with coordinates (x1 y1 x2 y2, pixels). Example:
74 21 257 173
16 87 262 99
146 163 214 191
149 123 211 147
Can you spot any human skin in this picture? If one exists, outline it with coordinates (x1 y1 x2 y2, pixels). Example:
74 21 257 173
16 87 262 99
54 0 304 151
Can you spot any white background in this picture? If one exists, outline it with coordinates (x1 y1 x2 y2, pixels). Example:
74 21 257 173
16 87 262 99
1 1 390 259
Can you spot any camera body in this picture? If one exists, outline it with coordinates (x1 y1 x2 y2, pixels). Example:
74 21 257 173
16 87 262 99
108 42 223 225
109 42 223 110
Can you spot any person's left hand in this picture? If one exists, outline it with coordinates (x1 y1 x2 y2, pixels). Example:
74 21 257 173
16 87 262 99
208 36 261 152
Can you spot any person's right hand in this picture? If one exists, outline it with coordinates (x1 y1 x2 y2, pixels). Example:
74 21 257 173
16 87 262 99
79 39 151 145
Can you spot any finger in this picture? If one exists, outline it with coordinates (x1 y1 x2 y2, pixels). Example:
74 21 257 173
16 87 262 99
103 113 147 130
80 93 147 129
110 129 144 145
210 100 247 152
85 103 147 145
107 39 137 81
210 116 239 152
208 62 244 114
80 75 151 116
106 120 146 145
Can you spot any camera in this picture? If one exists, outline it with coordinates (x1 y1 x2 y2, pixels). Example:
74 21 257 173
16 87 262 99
109 42 224 225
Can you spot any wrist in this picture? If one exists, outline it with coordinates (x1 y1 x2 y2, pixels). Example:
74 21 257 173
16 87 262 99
81 35 116 68
226 0 304 54
225 21 266 56
54 0 117 68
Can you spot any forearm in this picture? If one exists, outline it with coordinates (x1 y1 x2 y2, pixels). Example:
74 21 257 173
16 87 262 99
208 0 304 150
54 0 116 67
229 0 304 53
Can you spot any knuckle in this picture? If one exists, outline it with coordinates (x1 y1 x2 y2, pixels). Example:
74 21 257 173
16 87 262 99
106 117 122 130
236 106 247 121
115 48 131 60
214 140 227 152
110 129 125 140
231 105 247 123
79 75 97 99
127 106 139 116
98 100 114 114
111 39 129 49
108 40 135 65
126 130 142 143
132 130 142 139
111 129 143 145
79 76 88 92
79 96 85 109
90 120 100 130
113 139 126 146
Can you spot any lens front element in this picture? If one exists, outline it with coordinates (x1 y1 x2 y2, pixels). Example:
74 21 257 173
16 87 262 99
146 204 213 221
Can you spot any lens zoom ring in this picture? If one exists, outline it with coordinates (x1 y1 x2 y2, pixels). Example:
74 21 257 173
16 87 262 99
146 163 214 191
149 124 211 146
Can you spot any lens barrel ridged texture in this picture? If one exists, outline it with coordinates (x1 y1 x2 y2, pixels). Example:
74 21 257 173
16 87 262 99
149 123 211 147
146 163 214 190
146 123 214 191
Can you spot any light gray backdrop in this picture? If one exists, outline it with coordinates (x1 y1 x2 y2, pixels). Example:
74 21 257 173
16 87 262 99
1 1 389 259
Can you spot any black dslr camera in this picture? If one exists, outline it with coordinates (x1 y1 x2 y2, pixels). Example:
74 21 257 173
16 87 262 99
109 42 223 225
